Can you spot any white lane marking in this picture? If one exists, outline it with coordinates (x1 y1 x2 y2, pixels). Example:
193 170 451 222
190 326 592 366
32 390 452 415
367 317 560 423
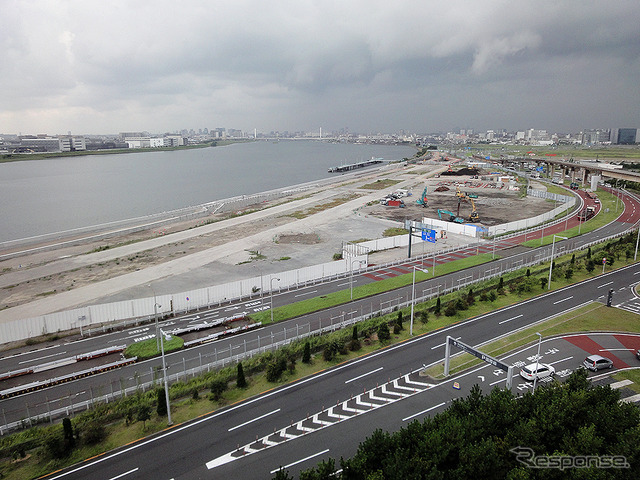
634 271 640 275
597 281 614 289
18 351 67 365
337 282 351 287
294 290 318 298
490 378 506 386
553 296 574 304
269 449 330 474
549 356 573 366
599 348 630 352
402 402 446 422
108 468 139 480
345 367 383 384
431 337 460 350
498 314 523 325
228 409 281 432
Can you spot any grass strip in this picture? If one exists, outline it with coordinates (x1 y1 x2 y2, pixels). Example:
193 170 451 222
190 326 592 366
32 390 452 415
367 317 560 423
250 253 496 325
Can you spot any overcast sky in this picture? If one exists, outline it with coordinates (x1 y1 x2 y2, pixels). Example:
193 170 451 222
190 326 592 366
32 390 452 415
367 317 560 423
2 1 639 136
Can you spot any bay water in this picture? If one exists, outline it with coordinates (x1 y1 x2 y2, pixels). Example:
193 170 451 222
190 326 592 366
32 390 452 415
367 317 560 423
0 140 415 243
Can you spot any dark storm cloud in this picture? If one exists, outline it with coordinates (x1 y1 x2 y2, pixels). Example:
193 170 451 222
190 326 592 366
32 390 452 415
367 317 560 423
1 0 638 134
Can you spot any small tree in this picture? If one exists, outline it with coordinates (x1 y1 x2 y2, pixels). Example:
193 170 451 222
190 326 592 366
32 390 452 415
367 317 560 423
349 326 361 351
497 277 505 294
237 362 247 389
565 268 574 280
137 404 152 430
571 253 575 265
526 268 531 277
209 378 228 401
395 311 403 331
377 323 391 342
540 277 547 290
302 341 311 363
587 247 592 259
466 288 475 306
488 290 497 302
156 387 167 416
62 417 75 453
444 301 457 317
434 297 441 316
419 309 429 324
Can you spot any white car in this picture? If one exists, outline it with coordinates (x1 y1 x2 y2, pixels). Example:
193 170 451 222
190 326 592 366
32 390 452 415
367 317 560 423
519 363 555 381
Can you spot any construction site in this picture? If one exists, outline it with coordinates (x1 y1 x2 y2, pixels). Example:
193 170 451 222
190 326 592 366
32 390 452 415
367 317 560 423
363 164 557 227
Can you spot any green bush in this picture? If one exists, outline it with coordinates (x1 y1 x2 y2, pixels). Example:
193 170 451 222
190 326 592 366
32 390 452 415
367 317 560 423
209 378 228 401
377 322 390 342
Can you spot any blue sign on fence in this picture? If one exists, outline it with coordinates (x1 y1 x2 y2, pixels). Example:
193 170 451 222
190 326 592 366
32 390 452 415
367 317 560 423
422 229 436 243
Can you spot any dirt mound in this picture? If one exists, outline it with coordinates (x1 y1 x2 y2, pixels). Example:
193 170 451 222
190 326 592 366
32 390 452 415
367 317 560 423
434 186 450 192
441 167 479 176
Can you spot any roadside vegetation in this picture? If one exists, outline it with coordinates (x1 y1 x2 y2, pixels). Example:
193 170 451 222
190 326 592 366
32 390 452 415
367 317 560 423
286 368 639 480
1 207 639 478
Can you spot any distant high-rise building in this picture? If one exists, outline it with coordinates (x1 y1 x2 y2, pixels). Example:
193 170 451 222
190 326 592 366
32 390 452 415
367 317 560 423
612 128 638 144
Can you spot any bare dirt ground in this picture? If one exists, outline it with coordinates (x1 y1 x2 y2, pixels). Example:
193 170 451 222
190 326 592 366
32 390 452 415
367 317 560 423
0 161 557 315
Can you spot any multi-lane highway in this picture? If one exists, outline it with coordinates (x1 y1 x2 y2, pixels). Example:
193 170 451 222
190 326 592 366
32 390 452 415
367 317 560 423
42 263 640 480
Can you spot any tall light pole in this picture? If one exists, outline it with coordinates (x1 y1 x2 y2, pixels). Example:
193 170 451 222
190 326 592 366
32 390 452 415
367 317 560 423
270 277 280 324
410 266 429 336
492 228 506 260
548 235 568 289
148 284 160 353
159 329 172 425
350 259 364 300
532 332 542 393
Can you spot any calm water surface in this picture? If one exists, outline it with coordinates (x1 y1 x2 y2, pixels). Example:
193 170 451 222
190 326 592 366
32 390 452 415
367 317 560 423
0 141 414 242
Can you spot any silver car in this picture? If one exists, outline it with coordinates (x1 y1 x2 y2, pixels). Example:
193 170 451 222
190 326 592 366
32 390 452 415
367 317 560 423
582 355 613 371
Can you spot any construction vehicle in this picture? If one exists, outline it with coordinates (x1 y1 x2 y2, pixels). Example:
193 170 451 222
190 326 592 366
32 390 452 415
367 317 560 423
455 188 480 222
437 209 464 223
468 197 479 222
416 186 428 207
381 197 405 207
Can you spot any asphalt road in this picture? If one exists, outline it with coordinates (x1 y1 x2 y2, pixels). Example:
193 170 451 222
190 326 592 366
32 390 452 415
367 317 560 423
43 263 640 480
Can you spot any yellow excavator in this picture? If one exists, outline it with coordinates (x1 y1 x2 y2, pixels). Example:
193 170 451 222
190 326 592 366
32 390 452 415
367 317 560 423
455 187 480 222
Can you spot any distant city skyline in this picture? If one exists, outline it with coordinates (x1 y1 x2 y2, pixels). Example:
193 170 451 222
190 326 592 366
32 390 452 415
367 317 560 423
1 1 639 136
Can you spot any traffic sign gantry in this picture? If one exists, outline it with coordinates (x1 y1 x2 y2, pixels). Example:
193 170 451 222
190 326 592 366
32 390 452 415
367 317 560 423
444 336 514 389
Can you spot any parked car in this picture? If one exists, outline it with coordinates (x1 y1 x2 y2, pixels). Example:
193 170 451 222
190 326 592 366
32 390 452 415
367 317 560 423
520 363 555 381
582 354 613 371
635 349 640 361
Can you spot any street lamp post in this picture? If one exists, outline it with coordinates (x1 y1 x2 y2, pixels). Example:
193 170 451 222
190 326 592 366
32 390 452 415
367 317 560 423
532 332 542 393
159 329 172 425
548 235 568 289
410 266 429 336
492 228 506 260
270 277 280 324
148 284 160 353
350 260 364 300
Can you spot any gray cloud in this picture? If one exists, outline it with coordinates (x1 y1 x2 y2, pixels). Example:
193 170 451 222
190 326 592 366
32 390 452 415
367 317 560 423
1 0 639 134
